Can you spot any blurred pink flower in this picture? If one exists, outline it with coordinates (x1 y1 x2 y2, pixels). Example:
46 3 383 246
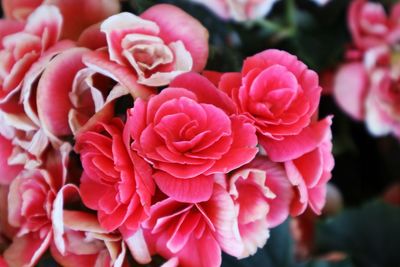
127 72 258 203
190 0 279 22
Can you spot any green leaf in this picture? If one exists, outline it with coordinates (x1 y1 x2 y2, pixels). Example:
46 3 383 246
316 201 400 267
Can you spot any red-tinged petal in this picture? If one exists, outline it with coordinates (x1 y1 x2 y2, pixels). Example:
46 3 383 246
218 72 242 96
261 116 333 162
238 220 269 259
154 172 214 203
37 47 89 136
208 116 258 174
170 72 236 114
161 257 179 267
1 0 42 20
0 135 23 185
0 20 24 46
79 172 109 210
333 63 368 120
141 4 209 72
50 242 97 267
293 148 323 188
77 23 107 50
308 185 327 215
46 0 120 40
202 70 223 87
4 231 52 267
201 184 243 258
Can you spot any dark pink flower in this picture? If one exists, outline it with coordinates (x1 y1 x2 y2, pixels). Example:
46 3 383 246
75 118 155 236
127 72 258 203
98 4 209 86
219 49 324 162
284 117 334 215
136 184 243 267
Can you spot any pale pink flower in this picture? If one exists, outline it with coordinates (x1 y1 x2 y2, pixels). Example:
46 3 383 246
51 184 127 267
0 5 62 103
75 118 155 236
97 4 209 86
3 144 70 267
219 49 325 162
136 184 244 267
190 0 279 22
127 72 258 203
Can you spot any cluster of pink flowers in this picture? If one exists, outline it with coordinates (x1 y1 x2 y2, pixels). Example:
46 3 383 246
0 1 333 267
333 0 400 139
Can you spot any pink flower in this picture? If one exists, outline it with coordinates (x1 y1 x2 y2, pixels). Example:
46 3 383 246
0 5 62 103
138 184 243 267
3 144 70 267
51 184 127 267
364 69 400 138
284 117 334 215
1 0 121 40
333 62 369 120
219 49 323 162
348 0 400 51
75 118 155 236
127 72 258 203
190 0 279 22
99 4 209 86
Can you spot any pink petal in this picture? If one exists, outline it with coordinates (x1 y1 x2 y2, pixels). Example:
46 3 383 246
37 47 89 137
0 20 24 46
261 116 333 162
170 72 236 114
0 135 23 185
77 23 107 50
141 4 209 72
333 63 368 120
154 172 214 203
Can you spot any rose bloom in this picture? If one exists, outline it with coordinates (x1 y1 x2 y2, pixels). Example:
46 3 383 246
219 49 327 162
3 144 70 267
51 184 127 267
97 4 209 87
226 156 293 258
285 117 334 215
0 124 24 185
127 72 258 203
0 5 62 103
75 118 155 236
189 0 279 21
2 0 120 40
348 0 400 51
136 184 244 267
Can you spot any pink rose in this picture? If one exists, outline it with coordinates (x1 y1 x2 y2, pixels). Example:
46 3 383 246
0 5 62 103
2 0 120 40
127 72 258 203
284 117 334 215
219 49 324 162
348 0 400 50
3 144 70 267
99 4 209 86
51 185 127 267
138 184 243 267
75 118 155 236
190 0 279 22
